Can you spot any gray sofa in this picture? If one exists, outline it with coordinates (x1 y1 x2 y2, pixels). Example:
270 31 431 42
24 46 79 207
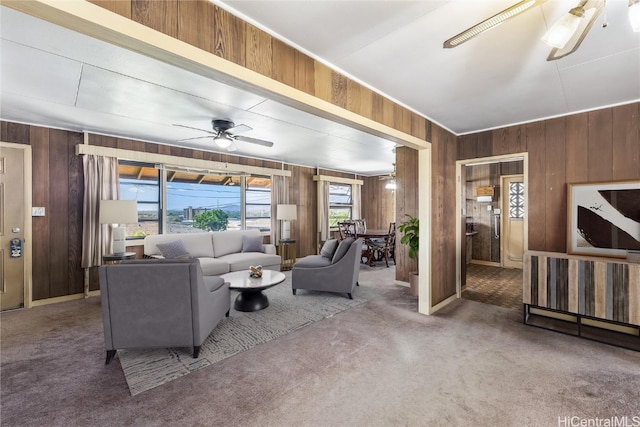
144 230 281 276
291 237 363 299
99 258 230 364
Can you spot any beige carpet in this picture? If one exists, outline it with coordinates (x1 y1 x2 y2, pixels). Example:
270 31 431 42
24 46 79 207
2 266 639 427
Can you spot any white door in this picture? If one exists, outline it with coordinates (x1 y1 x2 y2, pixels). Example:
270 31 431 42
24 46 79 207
501 175 524 269
0 145 26 310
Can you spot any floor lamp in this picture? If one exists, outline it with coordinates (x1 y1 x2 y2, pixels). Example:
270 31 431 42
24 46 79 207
276 204 297 241
100 200 138 255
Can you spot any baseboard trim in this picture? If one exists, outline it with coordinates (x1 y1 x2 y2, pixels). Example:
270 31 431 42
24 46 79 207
394 280 409 288
31 291 100 307
469 260 501 267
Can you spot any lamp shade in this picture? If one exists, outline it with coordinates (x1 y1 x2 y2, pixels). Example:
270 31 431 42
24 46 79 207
276 204 297 221
99 200 138 224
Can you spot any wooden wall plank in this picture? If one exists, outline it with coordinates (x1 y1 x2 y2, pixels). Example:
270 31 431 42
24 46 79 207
313 61 333 104
565 112 589 184
213 5 245 66
612 103 640 181
88 0 132 18
526 121 546 251
587 109 613 182
331 71 348 109
177 0 214 54
245 24 273 77
411 113 427 141
132 0 177 37
29 127 51 301
272 38 295 87
67 132 84 295
544 118 567 253
48 130 70 298
294 51 314 95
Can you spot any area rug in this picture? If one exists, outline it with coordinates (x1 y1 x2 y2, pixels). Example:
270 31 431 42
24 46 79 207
117 273 387 395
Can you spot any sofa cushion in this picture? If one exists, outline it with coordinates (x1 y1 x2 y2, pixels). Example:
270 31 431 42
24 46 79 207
320 239 338 259
156 240 191 259
217 252 282 272
294 255 332 268
212 230 261 257
331 237 355 264
145 233 214 258
242 234 264 253
197 258 231 276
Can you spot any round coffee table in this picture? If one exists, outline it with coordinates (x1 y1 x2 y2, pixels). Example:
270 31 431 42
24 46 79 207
221 270 286 312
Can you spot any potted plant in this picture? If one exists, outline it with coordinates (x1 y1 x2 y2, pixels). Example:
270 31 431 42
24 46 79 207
397 214 419 296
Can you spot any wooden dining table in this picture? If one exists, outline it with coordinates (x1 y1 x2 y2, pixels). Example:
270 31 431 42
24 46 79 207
355 229 390 266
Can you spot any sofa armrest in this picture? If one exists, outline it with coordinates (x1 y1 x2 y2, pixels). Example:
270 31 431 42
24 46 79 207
262 244 277 255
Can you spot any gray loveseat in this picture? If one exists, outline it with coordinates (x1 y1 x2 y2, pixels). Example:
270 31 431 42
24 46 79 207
291 237 363 299
99 258 230 364
144 230 281 276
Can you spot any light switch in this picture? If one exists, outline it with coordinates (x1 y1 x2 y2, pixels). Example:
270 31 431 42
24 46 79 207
32 207 46 217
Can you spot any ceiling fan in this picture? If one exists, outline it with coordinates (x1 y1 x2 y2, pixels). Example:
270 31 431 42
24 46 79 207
173 119 274 152
442 0 624 61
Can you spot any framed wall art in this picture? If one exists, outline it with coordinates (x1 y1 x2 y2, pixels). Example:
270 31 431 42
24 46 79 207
568 180 640 258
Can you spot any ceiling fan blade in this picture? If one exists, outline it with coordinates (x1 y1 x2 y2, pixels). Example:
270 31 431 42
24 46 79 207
226 124 252 135
546 0 604 61
443 0 547 48
172 123 215 134
177 136 214 142
233 135 274 147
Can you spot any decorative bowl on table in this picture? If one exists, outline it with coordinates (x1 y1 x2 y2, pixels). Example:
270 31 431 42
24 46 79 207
249 265 263 278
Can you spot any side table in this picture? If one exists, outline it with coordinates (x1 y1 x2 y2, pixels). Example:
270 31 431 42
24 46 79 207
277 239 297 271
102 252 136 264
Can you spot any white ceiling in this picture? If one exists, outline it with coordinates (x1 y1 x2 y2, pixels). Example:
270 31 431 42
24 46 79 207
1 1 639 176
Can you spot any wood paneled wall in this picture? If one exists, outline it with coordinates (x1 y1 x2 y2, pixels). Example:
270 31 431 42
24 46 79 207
395 146 419 282
458 103 640 255
1 122 85 300
88 0 428 140
361 176 395 230
3 120 376 300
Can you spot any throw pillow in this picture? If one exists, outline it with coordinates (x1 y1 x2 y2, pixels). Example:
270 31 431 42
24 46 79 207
331 237 354 264
320 239 338 259
242 234 264 253
156 240 192 259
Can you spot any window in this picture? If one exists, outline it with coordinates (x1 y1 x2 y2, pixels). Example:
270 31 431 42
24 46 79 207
245 175 272 232
166 171 241 233
118 161 272 238
509 182 525 219
328 183 352 227
119 161 160 239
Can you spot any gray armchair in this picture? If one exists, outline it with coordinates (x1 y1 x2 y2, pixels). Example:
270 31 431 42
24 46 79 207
292 237 363 299
99 258 230 364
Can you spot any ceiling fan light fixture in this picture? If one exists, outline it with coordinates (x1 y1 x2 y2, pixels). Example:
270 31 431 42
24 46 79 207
629 0 640 32
443 0 543 48
542 5 586 48
214 134 232 148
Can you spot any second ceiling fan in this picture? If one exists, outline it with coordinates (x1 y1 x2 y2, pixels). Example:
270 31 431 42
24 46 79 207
174 119 274 152
443 0 607 61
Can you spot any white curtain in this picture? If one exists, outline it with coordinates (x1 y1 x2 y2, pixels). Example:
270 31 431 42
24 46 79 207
352 183 362 221
317 180 330 246
81 155 120 268
270 175 289 244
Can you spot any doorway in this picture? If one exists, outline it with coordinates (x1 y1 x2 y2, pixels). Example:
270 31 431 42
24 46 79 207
0 142 32 311
455 154 528 309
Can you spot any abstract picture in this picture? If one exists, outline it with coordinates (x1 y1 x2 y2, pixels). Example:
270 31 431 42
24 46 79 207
568 181 640 258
